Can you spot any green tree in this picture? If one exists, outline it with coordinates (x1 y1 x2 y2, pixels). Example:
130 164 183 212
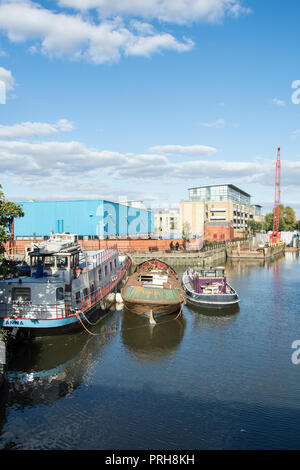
284 206 296 230
264 211 287 232
247 220 264 234
182 221 191 241
0 185 24 255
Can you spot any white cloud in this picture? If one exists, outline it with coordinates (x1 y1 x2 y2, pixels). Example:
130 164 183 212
0 139 127 180
201 118 225 128
149 144 217 156
58 0 251 24
0 118 74 138
272 98 286 107
0 0 193 64
0 66 15 91
1 126 298 199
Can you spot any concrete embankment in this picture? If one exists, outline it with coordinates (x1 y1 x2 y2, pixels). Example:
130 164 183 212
226 240 285 260
129 246 226 267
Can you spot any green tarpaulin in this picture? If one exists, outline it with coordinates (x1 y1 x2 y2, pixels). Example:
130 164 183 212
125 285 180 302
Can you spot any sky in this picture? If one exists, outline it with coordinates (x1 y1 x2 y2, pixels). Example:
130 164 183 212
0 0 300 216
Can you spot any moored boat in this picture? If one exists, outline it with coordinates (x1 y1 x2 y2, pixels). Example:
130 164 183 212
121 258 185 324
182 266 239 309
0 233 131 335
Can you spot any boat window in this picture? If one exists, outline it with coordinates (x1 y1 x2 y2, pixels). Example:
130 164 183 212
105 265 108 276
12 287 31 302
30 256 42 267
140 275 153 282
206 271 216 277
56 287 64 301
56 257 69 269
44 256 54 268
70 254 77 268
75 291 81 303
83 287 89 298
99 269 102 280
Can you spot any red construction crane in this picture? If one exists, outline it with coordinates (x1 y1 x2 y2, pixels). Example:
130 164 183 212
269 147 281 244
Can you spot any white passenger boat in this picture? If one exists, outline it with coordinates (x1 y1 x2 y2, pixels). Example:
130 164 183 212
0 233 131 335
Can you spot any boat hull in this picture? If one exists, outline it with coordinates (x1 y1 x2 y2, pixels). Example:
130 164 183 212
185 289 240 309
0 302 107 336
123 299 181 317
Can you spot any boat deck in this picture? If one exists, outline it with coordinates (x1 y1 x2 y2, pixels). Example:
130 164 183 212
124 285 181 303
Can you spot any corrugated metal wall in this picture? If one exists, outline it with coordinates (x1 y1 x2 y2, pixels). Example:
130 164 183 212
14 200 154 237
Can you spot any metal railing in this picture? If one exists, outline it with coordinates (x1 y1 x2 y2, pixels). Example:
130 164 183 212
80 256 131 313
0 302 66 320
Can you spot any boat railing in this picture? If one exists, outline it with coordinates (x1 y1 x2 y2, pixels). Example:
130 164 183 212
88 246 119 268
0 302 66 320
80 255 131 313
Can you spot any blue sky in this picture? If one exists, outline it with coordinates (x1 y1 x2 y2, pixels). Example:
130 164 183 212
0 0 300 216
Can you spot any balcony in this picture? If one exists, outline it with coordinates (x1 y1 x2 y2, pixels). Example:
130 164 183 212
210 215 227 220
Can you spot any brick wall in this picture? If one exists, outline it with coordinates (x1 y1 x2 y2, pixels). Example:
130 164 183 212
3 237 188 255
204 224 234 242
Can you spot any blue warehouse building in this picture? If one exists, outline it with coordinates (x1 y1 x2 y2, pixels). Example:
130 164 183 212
14 200 154 238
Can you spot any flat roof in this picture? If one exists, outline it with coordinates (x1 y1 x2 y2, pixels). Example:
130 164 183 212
188 184 251 197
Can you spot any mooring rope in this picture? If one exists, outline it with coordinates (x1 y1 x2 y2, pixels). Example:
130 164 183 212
74 311 100 336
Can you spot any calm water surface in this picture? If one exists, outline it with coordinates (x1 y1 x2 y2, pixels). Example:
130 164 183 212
1 253 300 450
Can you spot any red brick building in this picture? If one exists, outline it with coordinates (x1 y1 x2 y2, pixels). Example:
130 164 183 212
204 221 235 242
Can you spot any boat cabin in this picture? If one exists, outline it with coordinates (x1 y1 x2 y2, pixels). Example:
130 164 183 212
189 266 226 294
139 271 169 289
193 266 226 278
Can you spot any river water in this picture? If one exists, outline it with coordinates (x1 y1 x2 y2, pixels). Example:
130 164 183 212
0 252 300 450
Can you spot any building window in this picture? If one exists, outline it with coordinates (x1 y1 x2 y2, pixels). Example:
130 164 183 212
114 259 117 268
105 265 108 276
99 269 102 280
110 261 112 271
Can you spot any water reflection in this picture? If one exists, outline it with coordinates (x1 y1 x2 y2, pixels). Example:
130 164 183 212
185 303 239 331
121 309 186 362
4 311 120 408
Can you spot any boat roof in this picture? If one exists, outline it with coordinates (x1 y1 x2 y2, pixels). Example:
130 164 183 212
124 285 181 303
136 258 177 275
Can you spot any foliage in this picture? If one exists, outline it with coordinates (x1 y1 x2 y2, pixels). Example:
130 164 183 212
284 206 297 229
264 204 297 232
181 221 191 241
0 327 10 342
247 219 265 233
0 185 24 254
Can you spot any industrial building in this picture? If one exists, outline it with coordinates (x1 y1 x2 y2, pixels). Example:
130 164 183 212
13 199 154 240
